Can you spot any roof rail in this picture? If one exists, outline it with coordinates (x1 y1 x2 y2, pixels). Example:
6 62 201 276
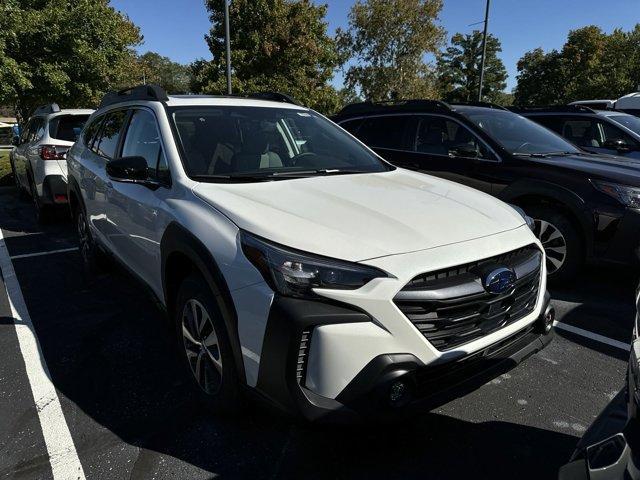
451 101 508 111
248 92 300 105
336 99 452 118
32 103 61 116
509 104 597 114
99 84 169 109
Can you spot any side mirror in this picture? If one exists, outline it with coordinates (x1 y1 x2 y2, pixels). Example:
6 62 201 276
602 138 630 152
106 156 155 185
450 144 479 158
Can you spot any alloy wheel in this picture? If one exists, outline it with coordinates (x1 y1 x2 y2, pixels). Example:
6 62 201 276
181 299 223 395
533 218 567 275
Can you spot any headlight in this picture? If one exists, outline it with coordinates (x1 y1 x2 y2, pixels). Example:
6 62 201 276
591 180 640 208
508 204 535 231
240 232 390 298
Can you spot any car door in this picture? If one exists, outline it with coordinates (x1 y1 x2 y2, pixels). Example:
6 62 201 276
11 119 32 189
82 109 129 252
401 114 499 193
105 107 169 289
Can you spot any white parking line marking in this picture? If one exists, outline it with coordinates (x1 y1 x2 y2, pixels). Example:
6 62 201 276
553 320 631 351
10 247 79 260
0 228 86 480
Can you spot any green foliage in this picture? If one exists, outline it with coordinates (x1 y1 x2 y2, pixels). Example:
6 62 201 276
437 31 507 103
337 0 445 102
0 0 141 122
194 0 342 114
137 52 190 94
514 25 640 106
0 150 11 187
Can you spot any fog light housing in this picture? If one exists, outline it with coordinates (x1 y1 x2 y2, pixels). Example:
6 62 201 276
388 380 411 407
538 304 555 334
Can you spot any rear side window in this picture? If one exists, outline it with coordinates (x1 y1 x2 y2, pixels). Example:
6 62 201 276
49 115 90 142
356 116 411 150
95 110 128 159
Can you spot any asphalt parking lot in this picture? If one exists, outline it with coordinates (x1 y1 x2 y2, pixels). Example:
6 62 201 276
0 187 637 480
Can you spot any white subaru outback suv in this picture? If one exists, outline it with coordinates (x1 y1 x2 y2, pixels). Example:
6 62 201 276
67 85 554 421
10 104 93 221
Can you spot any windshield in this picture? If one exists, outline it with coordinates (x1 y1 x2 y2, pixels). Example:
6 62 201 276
609 115 640 135
49 115 90 141
458 108 580 155
170 106 391 180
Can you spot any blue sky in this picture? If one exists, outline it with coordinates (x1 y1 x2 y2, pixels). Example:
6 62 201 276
110 0 640 92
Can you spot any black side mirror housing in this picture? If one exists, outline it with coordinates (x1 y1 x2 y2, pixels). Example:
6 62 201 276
450 144 480 158
106 156 154 184
602 138 630 152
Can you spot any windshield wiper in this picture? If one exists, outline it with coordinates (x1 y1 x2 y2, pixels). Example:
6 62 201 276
512 152 550 158
191 168 373 182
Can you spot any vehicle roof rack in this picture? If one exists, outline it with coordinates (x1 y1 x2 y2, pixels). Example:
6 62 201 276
451 101 509 111
32 103 61 116
336 99 452 118
99 84 169 108
509 105 597 114
248 91 300 105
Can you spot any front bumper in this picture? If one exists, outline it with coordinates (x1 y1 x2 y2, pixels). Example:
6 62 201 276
594 207 640 266
255 293 553 422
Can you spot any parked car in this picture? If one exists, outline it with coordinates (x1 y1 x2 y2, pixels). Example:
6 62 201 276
559 282 640 479
515 105 640 160
332 101 640 281
66 85 554 421
10 104 93 221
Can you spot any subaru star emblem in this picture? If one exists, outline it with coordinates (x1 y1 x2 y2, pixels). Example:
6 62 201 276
483 267 516 294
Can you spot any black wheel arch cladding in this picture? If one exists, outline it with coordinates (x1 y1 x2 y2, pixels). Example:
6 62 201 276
160 221 246 384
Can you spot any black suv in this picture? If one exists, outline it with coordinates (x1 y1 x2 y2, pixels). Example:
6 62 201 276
333 101 640 281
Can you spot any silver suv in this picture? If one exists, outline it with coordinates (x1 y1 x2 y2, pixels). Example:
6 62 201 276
10 104 93 221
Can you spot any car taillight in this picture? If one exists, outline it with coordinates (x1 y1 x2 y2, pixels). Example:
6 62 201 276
40 145 68 160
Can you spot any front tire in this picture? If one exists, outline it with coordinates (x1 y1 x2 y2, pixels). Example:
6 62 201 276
174 273 241 413
525 205 583 282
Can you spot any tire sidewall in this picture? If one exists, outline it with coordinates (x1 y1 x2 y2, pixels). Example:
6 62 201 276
174 274 240 412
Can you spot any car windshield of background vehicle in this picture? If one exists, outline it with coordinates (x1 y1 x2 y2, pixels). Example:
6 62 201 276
458 108 581 156
609 115 640 136
170 106 392 181
49 115 90 142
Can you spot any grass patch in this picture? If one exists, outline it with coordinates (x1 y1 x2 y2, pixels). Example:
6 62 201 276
0 149 12 187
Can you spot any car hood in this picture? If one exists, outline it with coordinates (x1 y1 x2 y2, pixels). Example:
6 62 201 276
193 169 526 262
533 153 640 186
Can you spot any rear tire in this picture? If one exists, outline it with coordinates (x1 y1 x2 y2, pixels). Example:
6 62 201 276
75 205 104 276
174 273 241 413
524 205 583 282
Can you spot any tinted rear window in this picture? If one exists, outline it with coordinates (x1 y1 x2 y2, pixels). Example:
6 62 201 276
50 115 90 141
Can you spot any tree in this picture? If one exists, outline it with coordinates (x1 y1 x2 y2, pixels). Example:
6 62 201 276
337 0 445 102
514 48 567 105
137 52 190 94
437 31 507 103
195 0 342 114
514 25 640 106
0 0 141 122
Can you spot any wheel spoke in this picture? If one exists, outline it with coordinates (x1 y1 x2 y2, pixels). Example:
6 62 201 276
205 348 223 374
202 328 218 348
182 323 199 345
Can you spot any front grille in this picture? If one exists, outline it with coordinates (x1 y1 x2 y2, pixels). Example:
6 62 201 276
296 329 312 385
394 245 542 351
